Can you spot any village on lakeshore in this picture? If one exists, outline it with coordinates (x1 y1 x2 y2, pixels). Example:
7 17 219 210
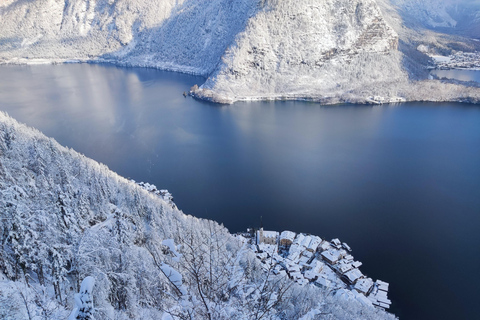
428 51 480 70
238 227 392 311
132 182 392 311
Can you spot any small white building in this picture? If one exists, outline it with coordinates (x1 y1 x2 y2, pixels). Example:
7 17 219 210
336 261 354 274
306 236 322 252
331 238 342 249
342 268 363 284
321 249 343 265
354 277 374 295
280 231 296 246
342 242 352 252
318 240 331 252
315 276 332 289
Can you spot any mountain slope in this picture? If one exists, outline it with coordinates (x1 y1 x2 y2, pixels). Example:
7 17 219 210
194 0 408 103
389 0 480 38
0 0 479 103
0 112 396 319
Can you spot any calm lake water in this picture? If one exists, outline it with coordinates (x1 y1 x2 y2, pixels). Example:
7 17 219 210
1 64 479 320
431 68 480 82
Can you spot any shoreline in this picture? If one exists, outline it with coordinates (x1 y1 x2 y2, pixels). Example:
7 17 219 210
237 228 393 311
1 58 479 106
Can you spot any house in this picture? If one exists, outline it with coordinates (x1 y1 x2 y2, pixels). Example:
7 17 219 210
331 238 342 249
342 268 363 284
317 240 331 252
306 236 322 252
343 254 354 263
354 278 374 295
321 249 343 264
376 280 389 292
292 234 306 247
280 231 296 246
304 260 325 280
335 261 354 275
342 242 352 252
315 276 331 289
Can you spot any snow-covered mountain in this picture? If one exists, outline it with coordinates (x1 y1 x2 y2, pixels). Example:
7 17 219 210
390 0 480 37
0 112 397 319
0 0 479 102
194 0 410 103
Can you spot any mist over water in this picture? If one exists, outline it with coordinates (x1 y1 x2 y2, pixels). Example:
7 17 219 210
1 64 479 320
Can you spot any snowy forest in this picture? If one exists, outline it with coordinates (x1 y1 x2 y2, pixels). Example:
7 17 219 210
0 112 397 319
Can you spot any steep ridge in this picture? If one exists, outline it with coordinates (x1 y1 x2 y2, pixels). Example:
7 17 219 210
0 0 186 61
0 112 397 319
194 0 408 103
104 0 260 75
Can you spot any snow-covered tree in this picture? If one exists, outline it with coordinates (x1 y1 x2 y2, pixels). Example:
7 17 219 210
69 276 95 320
0 112 396 319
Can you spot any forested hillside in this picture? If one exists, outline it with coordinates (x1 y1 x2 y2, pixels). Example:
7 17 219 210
1 0 478 104
0 112 395 319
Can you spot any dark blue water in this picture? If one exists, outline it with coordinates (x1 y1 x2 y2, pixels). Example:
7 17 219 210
1 64 479 320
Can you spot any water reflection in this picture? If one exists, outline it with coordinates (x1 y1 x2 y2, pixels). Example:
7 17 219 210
431 69 480 83
0 64 480 320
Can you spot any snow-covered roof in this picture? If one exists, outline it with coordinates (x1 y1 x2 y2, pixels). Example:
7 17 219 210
286 264 301 273
293 234 305 246
321 249 342 264
298 256 310 265
342 242 352 252
331 238 341 247
280 230 296 242
301 250 314 259
307 236 322 251
263 230 279 239
301 235 313 247
377 280 389 292
256 252 268 261
354 278 374 294
318 241 331 251
304 270 317 280
315 276 331 288
336 262 353 274
312 260 325 272
343 268 363 284
376 295 391 305
287 250 300 261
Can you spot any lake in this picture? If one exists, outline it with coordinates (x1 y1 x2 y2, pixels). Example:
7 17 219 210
1 64 479 320
431 68 480 83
